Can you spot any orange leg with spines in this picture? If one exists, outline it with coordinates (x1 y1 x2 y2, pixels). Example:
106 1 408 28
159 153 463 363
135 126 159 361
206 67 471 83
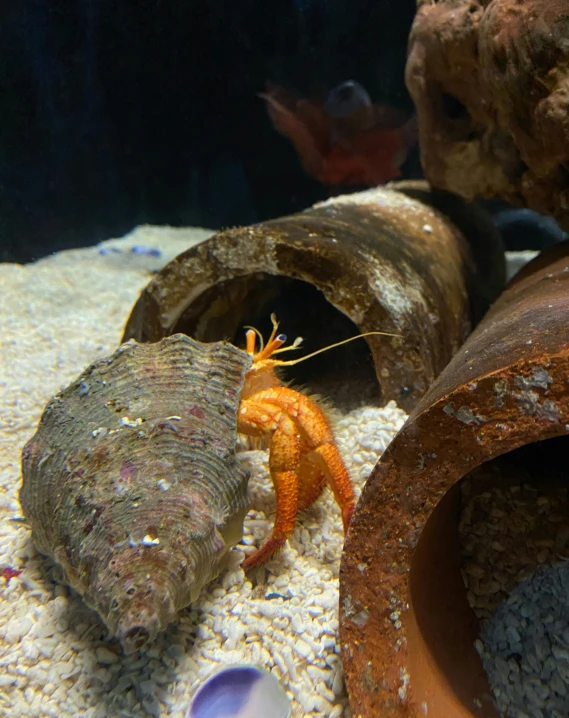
312 443 354 531
240 413 301 570
296 449 326 512
238 386 355 568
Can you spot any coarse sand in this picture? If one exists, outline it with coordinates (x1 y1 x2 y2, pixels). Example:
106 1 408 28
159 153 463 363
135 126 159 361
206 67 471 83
0 226 408 718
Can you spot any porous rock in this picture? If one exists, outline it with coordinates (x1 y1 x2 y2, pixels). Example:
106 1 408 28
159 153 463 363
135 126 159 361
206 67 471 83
406 0 569 229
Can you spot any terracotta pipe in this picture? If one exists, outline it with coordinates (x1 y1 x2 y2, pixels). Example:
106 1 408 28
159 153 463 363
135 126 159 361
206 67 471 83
339 241 569 716
122 181 504 411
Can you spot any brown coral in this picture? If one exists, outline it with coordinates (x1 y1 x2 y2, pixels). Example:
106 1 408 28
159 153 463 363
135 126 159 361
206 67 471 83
406 0 569 228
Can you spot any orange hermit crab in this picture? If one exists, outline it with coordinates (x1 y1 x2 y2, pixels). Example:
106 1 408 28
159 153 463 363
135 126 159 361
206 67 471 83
237 314 357 569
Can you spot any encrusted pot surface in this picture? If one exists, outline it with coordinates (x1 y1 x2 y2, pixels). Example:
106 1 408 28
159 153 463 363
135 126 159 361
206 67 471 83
406 0 569 229
340 241 569 716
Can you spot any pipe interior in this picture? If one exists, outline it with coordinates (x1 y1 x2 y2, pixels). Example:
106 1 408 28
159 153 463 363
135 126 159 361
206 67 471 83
408 435 569 716
171 272 381 410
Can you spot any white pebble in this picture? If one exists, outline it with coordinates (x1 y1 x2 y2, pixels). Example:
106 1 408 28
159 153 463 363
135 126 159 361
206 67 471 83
314 589 337 611
273 574 289 589
5 615 33 643
95 646 119 665
293 638 314 661
290 613 306 633
312 695 334 713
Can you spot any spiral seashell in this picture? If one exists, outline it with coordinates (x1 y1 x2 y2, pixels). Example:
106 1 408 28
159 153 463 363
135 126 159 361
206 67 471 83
20 334 253 652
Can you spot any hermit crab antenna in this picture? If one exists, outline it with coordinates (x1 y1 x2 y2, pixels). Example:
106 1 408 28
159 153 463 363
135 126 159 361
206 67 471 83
243 316 401 366
241 315 300 363
271 336 304 355
244 312 282 356
272 330 402 367
267 313 280 345
258 313 304 358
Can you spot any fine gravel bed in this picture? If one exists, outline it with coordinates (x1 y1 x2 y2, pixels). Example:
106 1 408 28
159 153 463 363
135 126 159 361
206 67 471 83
459 449 569 717
477 563 569 718
0 228 408 718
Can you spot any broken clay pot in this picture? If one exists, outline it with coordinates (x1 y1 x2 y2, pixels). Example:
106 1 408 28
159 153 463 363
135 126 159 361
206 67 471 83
340 240 569 716
123 181 504 411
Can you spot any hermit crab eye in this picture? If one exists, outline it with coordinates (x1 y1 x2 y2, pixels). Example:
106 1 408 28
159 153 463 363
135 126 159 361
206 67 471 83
276 333 287 343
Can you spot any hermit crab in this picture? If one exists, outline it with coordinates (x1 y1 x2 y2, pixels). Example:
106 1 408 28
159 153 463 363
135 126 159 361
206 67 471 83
20 316 389 651
235 314 358 569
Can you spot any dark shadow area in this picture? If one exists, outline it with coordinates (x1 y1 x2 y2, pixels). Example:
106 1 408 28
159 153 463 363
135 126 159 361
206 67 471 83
172 273 382 410
478 199 568 251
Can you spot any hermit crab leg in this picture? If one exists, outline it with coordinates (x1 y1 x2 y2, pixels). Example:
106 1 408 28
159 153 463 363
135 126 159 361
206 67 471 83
296 449 326 512
311 443 355 532
235 318 394 568
240 412 302 570
238 386 355 568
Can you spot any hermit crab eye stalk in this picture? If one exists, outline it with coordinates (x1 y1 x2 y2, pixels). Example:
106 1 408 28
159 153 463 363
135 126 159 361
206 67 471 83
244 326 264 354
246 326 298 363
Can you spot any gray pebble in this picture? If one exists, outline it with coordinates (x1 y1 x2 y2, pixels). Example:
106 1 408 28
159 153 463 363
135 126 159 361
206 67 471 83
506 626 521 645
479 563 569 716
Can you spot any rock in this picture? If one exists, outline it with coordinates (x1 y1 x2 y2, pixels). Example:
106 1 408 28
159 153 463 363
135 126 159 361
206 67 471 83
406 0 569 230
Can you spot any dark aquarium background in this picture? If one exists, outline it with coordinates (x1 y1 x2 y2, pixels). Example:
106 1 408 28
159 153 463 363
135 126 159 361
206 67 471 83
2 0 565 264
0 0 419 263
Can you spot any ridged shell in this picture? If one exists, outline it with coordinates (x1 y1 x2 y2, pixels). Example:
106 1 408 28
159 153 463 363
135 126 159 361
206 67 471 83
20 334 253 652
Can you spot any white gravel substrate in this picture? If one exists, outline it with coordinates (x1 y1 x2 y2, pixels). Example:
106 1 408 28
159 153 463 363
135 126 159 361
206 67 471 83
0 227 408 718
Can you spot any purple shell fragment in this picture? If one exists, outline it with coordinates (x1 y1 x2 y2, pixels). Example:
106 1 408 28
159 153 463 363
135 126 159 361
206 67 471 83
187 665 292 718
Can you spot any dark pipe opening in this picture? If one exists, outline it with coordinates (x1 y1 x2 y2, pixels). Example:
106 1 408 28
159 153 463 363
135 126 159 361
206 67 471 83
408 435 569 716
171 272 381 410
